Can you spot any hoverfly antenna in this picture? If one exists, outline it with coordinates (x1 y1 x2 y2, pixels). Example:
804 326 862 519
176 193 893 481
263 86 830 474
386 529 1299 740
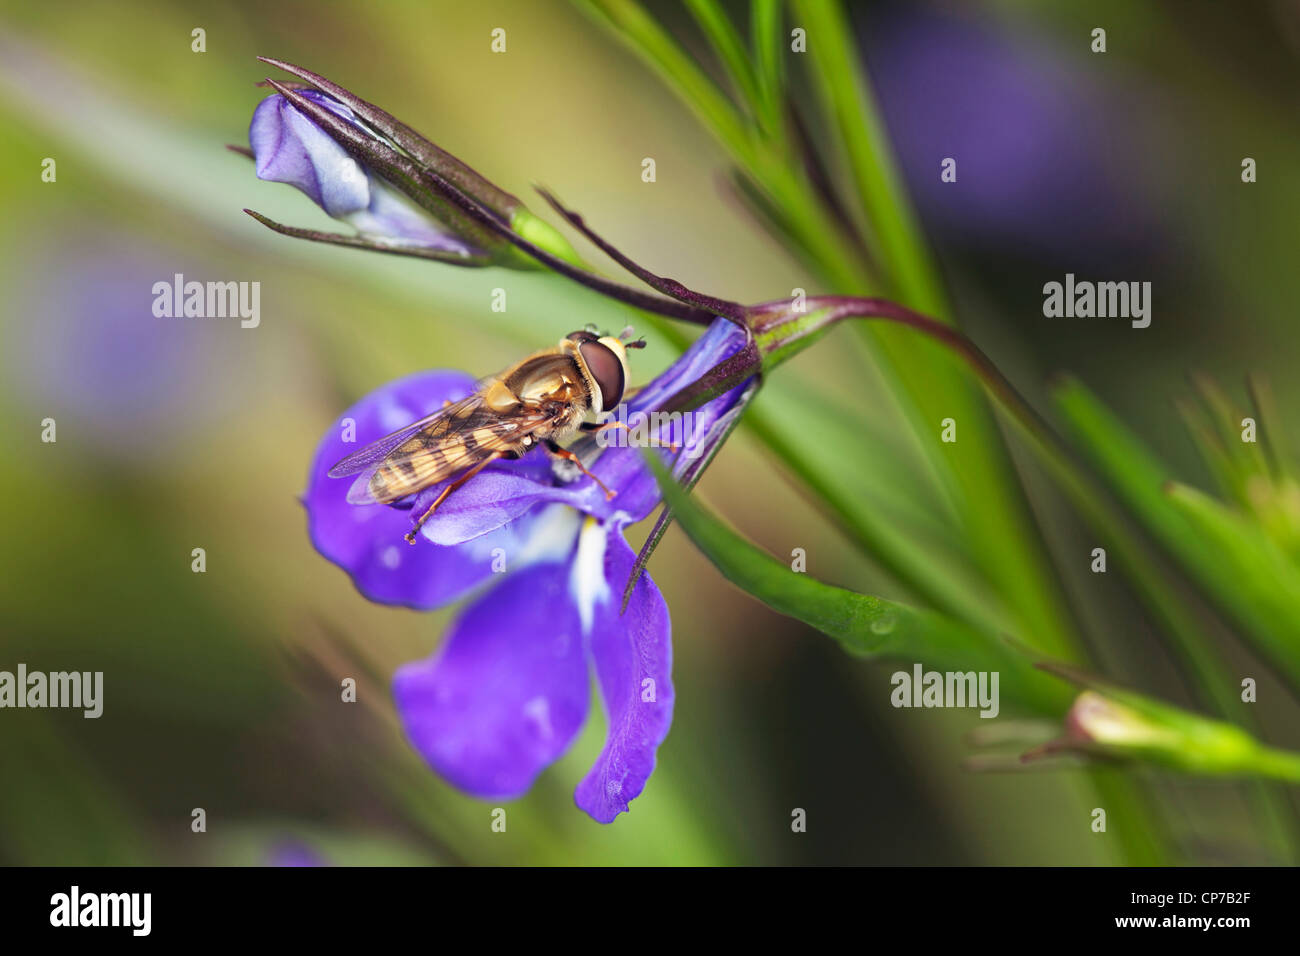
584 322 599 333
615 325 646 349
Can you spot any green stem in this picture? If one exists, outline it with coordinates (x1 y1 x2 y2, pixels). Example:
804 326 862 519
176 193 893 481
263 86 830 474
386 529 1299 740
1255 746 1300 782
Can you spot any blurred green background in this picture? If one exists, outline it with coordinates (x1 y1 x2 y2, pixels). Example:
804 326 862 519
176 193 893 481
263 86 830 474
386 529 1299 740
1 0 1297 865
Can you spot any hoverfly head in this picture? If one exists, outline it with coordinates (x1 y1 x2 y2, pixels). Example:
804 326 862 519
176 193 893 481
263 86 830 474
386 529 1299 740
566 328 631 412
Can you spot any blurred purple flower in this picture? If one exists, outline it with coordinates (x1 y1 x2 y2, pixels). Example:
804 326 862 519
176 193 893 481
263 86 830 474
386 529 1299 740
6 236 238 462
304 319 753 821
266 840 326 867
864 6 1159 263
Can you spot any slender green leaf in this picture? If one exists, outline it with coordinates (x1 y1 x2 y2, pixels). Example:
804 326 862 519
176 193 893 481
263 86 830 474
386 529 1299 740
684 0 763 120
1166 482 1300 686
750 0 786 142
577 0 753 162
789 0 943 312
1051 379 1300 857
786 0 1080 660
647 452 1073 716
1054 376 1300 695
1249 375 1295 482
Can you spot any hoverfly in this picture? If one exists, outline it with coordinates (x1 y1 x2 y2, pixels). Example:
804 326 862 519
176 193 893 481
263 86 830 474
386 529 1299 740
328 328 648 544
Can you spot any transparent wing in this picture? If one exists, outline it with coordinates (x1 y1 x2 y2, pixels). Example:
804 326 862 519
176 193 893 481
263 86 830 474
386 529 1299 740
340 397 560 505
327 396 478 478
329 351 583 505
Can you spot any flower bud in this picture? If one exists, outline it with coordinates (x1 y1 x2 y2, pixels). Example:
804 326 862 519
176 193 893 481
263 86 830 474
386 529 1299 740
250 91 481 258
244 60 580 269
1059 690 1282 777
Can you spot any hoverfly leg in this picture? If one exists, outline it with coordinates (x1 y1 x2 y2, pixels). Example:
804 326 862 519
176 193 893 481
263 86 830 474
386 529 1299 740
403 452 505 545
579 420 680 452
545 439 616 499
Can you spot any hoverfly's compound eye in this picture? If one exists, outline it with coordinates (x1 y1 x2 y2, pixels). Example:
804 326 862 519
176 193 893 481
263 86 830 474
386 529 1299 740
566 330 600 344
578 340 626 412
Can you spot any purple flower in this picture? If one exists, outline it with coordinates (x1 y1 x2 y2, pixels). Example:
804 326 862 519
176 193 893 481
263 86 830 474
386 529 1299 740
304 319 753 821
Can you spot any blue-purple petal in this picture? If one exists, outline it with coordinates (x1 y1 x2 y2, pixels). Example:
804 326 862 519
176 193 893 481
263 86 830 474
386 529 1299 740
251 91 371 217
250 91 477 255
624 318 750 415
588 318 754 522
573 526 674 822
349 181 478 255
393 549 590 798
306 370 503 610
415 465 580 545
